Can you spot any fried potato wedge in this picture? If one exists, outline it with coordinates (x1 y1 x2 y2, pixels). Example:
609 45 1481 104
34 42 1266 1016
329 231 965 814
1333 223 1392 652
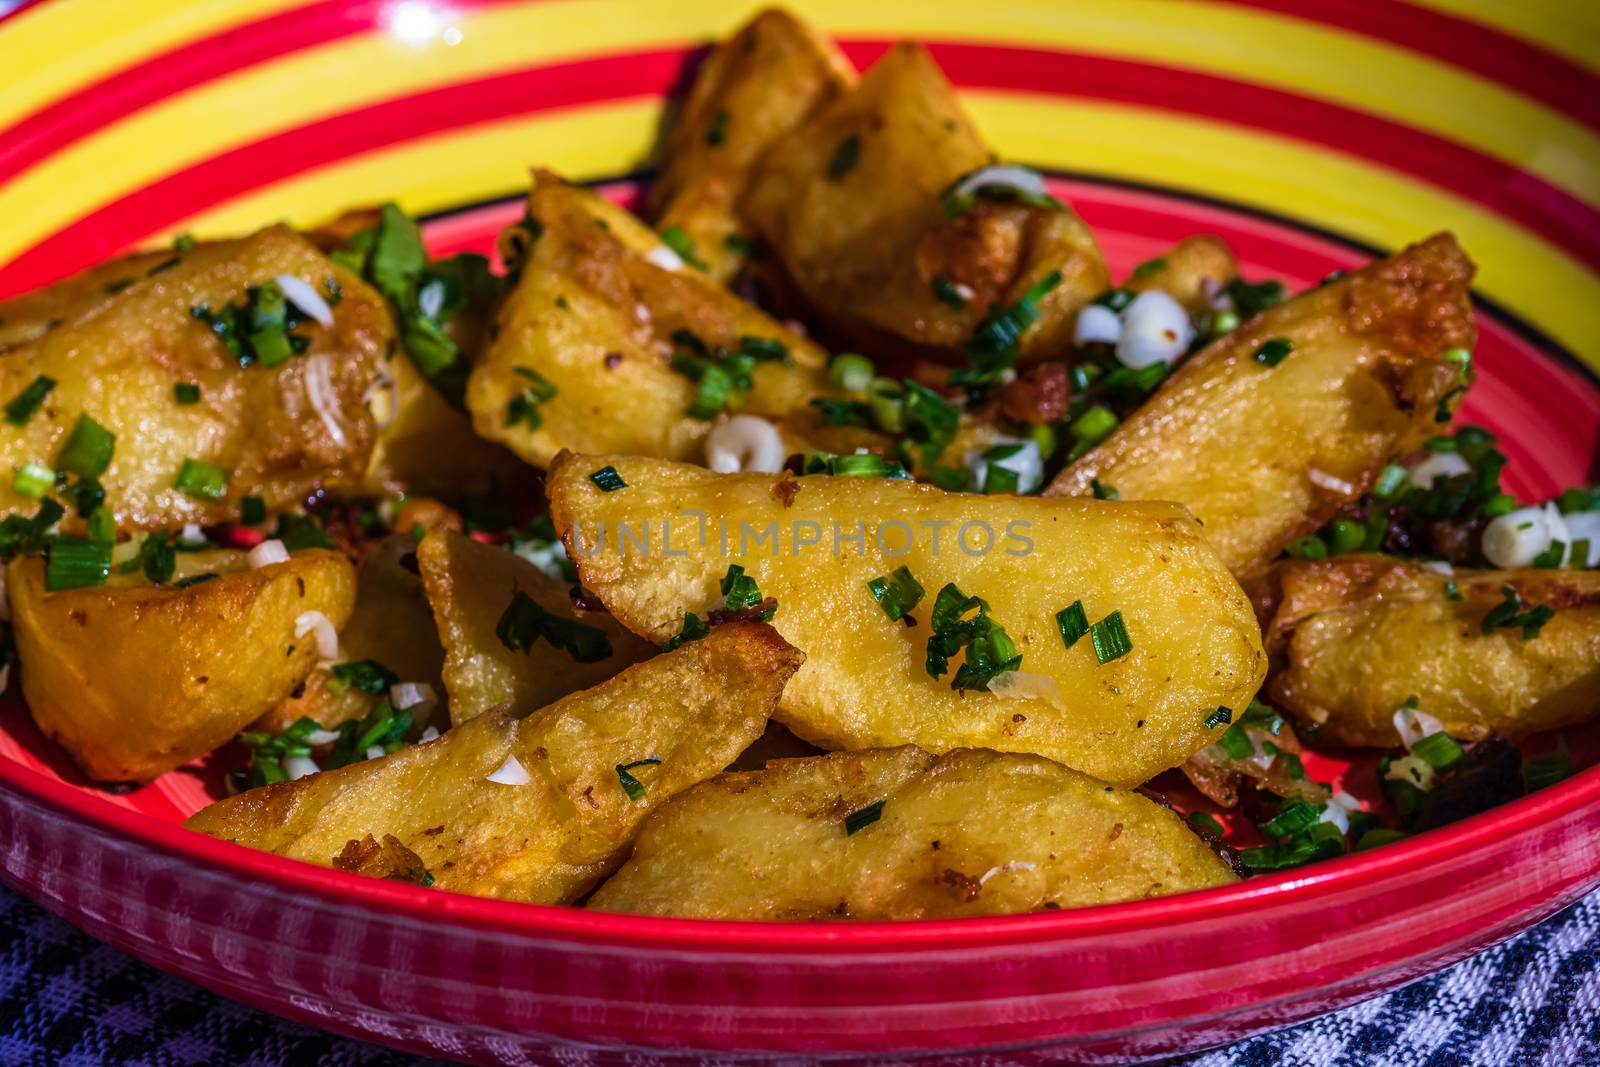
742 41 1107 362
7 547 356 781
0 249 195 353
1047 234 1475 579
1260 555 1600 746
650 7 853 284
1124 234 1239 319
416 527 654 725
0 225 392 530
256 533 445 734
185 622 801 904
590 746 1237 919
466 171 843 469
546 452 1265 785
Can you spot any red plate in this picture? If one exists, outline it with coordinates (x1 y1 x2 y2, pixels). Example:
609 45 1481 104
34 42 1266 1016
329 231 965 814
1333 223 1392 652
1 1 1597 1062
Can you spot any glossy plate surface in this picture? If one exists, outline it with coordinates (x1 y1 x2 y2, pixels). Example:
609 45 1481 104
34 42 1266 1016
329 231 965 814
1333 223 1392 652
0 1 1597 1062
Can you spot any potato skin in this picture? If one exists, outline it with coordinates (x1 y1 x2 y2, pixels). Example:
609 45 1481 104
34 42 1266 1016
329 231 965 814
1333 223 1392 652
255 533 444 734
466 171 843 469
590 746 1237 920
650 7 853 284
8 548 356 781
546 452 1265 786
1047 233 1476 579
1124 234 1239 319
416 527 654 725
185 622 801 904
1260 555 1600 746
0 226 393 530
742 41 1107 362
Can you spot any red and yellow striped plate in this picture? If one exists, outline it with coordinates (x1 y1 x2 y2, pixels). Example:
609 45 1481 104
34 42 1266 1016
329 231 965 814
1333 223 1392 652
0 2 1596 1062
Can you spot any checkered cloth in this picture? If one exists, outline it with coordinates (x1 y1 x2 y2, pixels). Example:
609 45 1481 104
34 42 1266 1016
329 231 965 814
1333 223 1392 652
0 886 1595 1066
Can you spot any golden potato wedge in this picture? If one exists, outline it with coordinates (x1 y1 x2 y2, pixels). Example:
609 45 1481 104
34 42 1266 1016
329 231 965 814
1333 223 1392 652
7 547 356 781
1047 234 1476 579
416 527 654 724
1123 234 1240 319
546 452 1265 786
255 533 445 734
466 171 845 469
742 41 1107 362
0 225 392 530
0 249 196 353
590 746 1237 919
185 622 802 904
1260 555 1600 746
650 7 854 284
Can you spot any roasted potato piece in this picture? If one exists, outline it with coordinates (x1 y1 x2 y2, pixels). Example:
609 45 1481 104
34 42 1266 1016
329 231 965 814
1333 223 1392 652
742 41 1107 362
590 746 1237 919
1261 555 1600 746
7 547 356 781
1047 234 1476 579
0 225 393 529
1124 234 1239 319
416 527 654 724
255 533 445 734
650 8 854 284
185 622 801 904
0 249 195 353
466 171 844 469
546 452 1265 786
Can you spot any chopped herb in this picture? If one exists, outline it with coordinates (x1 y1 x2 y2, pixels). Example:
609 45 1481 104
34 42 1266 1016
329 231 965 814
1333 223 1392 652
1238 821 1346 871
939 168 1061 217
1531 539 1567 568
867 566 925 621
10 462 54 500
173 233 197 252
1324 518 1366 555
1444 580 1462 600
1088 610 1132 663
801 451 912 479
62 476 103 518
273 512 333 551
1259 801 1323 839
723 232 754 255
1090 479 1120 500
85 507 115 545
1522 740 1571 793
660 611 709 651
1224 278 1285 317
827 133 861 180
55 414 115 478
1204 706 1233 729
589 465 627 492
1481 583 1554 640
506 367 557 431
136 532 176 584
719 563 770 616
895 380 960 468
1435 385 1466 423
173 382 202 405
240 496 266 526
659 224 707 270
146 256 181 275
175 458 227 501
616 758 662 802
0 498 64 560
44 536 112 591
1253 337 1293 367
1285 535 1328 560
174 572 220 589
495 590 613 662
1055 600 1089 649
1374 463 1409 500
1412 731 1465 773
844 799 885 835
104 278 135 294
1444 347 1472 381
1067 405 1118 460
932 276 968 310
4 375 55 426
1131 257 1168 278
810 397 875 427
1188 811 1225 837
962 270 1063 378
329 660 399 695
707 108 729 146
925 583 1022 691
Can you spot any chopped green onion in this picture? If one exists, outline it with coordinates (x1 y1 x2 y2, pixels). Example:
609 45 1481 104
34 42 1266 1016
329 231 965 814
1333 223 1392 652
931 276 968 310
1444 347 1472 381
925 583 1022 690
1224 278 1285 317
810 397 875 427
1444 580 1462 600
63 476 103 518
85 507 116 545
659 224 707 270
55 414 115 478
173 233 197 252
827 133 861 180
506 366 558 430
706 108 729 147
1131 256 1167 278
1374 464 1409 500
174 572 220 589
616 758 662 802
867 566 925 622
330 660 399 695
828 353 875 392
173 382 201 404
1259 801 1323 840
1521 740 1571 793
660 611 709 652
137 532 176 585
495 590 613 662
1285 535 1328 560
44 535 111 591
273 512 332 550
1188 811 1225 837
589 466 627 492
720 564 763 612
11 462 54 500
1252 337 1293 367
1481 583 1554 640
1088 610 1132 663
1324 519 1365 555
1069 405 1118 449
4 375 56 426
981 462 1020 495
1055 600 1089 649
1237 821 1346 871
967 270 1062 360
1204 706 1233 729
175 458 228 501
844 800 885 835
866 378 906 434
1412 731 1465 773
1355 828 1409 851
240 496 267 526
1090 479 1120 500
1216 723 1255 760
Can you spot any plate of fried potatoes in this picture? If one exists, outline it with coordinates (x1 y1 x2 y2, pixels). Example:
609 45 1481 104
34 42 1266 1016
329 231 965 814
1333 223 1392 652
0 1 1597 1063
